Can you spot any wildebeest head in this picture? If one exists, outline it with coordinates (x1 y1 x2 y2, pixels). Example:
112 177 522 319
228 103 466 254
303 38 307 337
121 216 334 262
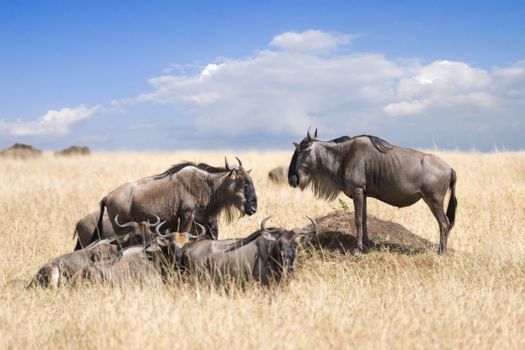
224 156 257 216
261 216 318 276
288 128 319 188
114 214 161 246
146 221 204 268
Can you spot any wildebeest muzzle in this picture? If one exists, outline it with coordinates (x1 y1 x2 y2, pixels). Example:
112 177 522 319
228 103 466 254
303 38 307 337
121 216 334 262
288 174 299 188
288 150 300 188
244 183 257 215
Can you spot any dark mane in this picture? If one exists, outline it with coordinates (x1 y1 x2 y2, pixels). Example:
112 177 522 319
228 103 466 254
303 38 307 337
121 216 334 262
329 136 353 143
155 161 229 179
353 135 393 153
328 134 392 153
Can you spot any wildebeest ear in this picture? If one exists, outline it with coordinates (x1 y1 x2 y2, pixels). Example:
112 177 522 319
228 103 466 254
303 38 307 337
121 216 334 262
293 142 300 149
118 233 131 245
91 251 103 262
155 237 169 246
247 169 252 174
145 245 161 253
261 231 277 241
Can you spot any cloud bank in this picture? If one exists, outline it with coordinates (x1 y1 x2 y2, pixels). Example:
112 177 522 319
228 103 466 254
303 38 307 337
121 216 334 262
4 30 524 150
114 30 524 143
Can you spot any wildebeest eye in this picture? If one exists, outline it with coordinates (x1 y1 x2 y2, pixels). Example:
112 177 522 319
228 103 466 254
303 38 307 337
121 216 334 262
299 139 311 150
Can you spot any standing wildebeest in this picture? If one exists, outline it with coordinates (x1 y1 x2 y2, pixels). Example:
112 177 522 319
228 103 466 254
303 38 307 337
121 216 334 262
181 217 317 284
288 129 457 255
90 157 255 244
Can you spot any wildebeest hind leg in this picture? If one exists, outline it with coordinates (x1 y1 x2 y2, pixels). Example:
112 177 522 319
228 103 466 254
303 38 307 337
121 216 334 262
423 196 449 255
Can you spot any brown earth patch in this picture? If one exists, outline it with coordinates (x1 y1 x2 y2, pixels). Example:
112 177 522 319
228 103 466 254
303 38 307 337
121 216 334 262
305 210 439 254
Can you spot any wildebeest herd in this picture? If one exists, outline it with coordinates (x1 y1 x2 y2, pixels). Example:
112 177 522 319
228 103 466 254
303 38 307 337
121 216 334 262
12 129 457 289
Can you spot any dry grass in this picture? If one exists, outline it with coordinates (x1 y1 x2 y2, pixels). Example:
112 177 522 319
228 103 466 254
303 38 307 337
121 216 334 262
1 150 525 349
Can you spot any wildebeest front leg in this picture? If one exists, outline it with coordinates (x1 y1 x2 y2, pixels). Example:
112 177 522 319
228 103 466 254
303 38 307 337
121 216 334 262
179 210 195 233
362 195 372 248
352 188 365 254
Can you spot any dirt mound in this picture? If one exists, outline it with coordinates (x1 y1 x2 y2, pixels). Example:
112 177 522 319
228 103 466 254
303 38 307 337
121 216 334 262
0 143 42 159
54 145 91 156
305 210 437 254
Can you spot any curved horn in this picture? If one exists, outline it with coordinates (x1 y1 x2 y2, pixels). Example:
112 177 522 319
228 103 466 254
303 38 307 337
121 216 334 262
155 221 168 237
114 214 136 228
194 222 206 237
307 127 312 141
235 156 243 168
149 214 161 227
260 216 280 233
183 232 198 239
314 128 318 138
260 216 272 231
306 216 318 234
224 156 230 170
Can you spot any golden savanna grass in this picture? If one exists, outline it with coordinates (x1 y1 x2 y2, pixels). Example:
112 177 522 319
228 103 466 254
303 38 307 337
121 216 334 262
1 150 525 349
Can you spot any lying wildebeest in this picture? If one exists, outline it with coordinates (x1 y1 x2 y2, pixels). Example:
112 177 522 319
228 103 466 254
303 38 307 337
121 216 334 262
79 247 159 285
17 220 199 289
90 157 256 244
181 217 316 284
288 129 457 255
268 166 287 183
79 222 200 285
74 212 163 250
27 239 120 288
75 210 218 249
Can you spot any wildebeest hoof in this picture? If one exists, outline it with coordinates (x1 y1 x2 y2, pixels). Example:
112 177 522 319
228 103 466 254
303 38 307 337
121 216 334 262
351 248 362 255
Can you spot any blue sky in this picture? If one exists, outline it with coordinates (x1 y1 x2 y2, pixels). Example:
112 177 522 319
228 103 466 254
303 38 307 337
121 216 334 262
1 0 524 151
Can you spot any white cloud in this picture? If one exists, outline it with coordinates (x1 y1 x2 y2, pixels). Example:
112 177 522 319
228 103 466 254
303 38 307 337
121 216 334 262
270 30 352 53
382 60 498 116
0 105 101 136
383 99 430 116
108 30 525 145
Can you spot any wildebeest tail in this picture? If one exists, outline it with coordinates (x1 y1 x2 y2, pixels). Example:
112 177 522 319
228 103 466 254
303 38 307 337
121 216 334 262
90 199 107 244
74 234 83 250
73 222 83 250
446 169 457 230
6 279 31 289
